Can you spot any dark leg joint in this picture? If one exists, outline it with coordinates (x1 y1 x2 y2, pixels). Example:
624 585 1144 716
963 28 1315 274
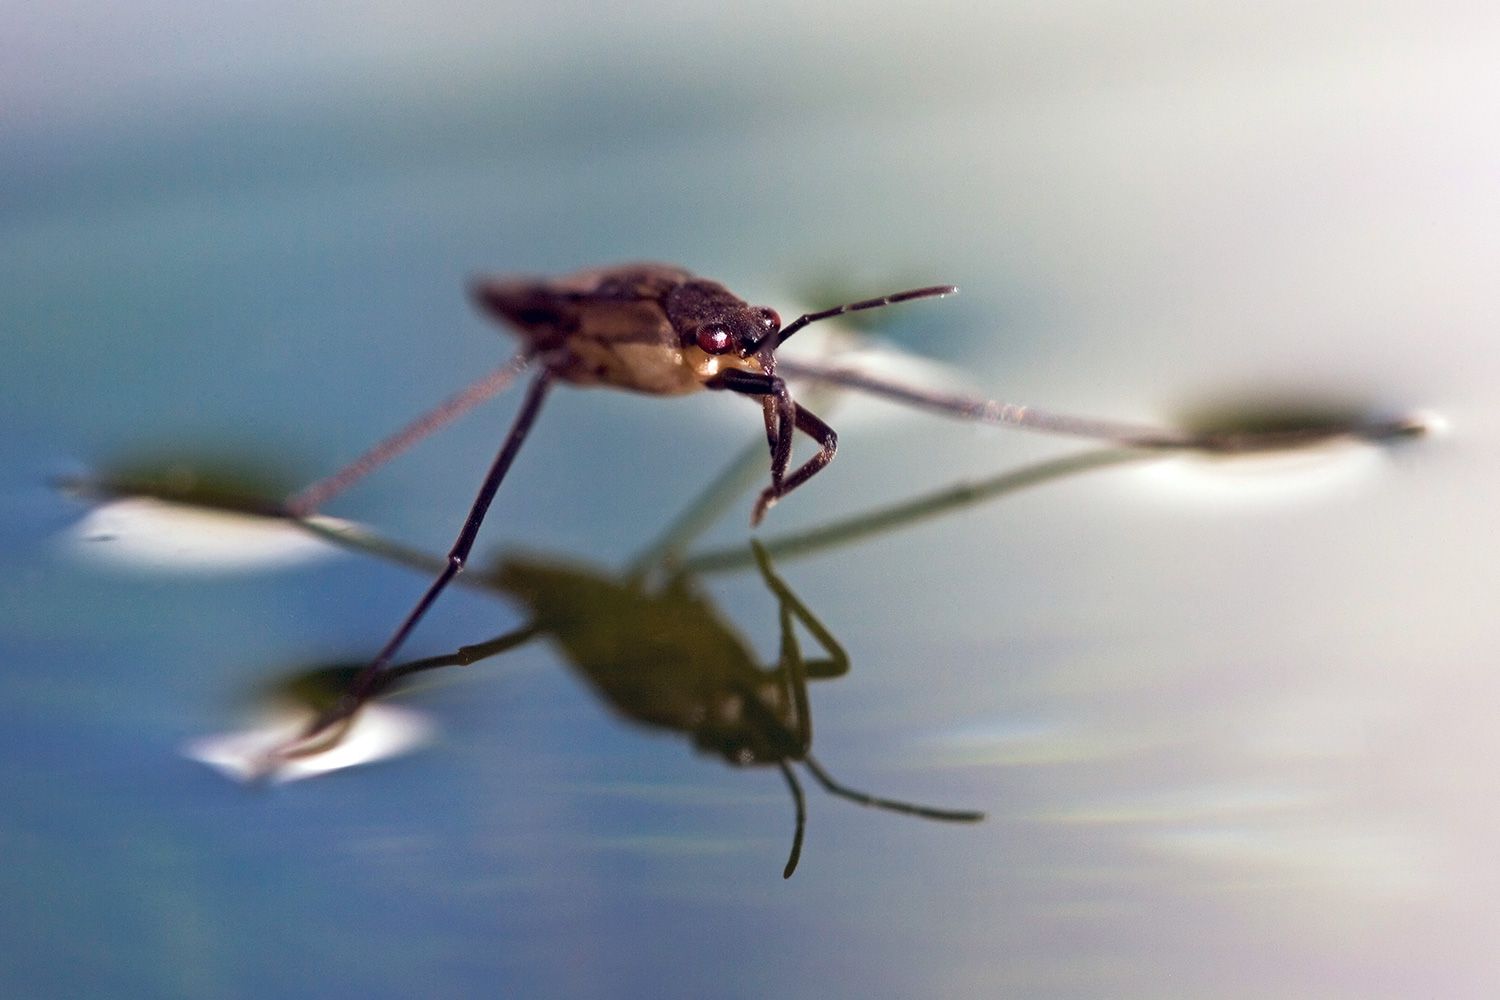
752 404 839 525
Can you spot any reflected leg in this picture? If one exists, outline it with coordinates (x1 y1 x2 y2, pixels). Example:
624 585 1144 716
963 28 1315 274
751 539 849 681
777 761 807 879
801 755 984 823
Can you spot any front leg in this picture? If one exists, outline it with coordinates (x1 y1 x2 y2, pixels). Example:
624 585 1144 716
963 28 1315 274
760 391 787 494
708 370 838 525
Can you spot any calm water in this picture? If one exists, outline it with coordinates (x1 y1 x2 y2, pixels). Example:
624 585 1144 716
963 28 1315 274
5 5 1499 997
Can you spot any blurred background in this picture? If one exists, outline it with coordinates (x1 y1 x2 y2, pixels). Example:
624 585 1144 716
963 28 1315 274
4 2 1498 997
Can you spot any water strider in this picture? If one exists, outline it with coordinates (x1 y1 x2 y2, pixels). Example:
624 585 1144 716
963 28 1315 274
65 379 1424 873
280 262 1428 761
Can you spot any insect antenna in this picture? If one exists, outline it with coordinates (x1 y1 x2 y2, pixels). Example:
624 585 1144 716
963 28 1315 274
802 754 984 823
777 760 808 879
747 284 959 354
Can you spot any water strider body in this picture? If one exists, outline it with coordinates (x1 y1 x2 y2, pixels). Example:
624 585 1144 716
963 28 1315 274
474 263 776 396
470 262 959 524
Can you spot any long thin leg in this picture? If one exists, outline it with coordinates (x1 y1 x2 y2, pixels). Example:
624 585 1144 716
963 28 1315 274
777 760 807 879
265 621 548 770
384 621 544 685
708 370 837 525
286 352 533 517
752 539 849 683
776 358 1196 448
292 370 555 749
681 449 1146 576
776 358 1428 451
767 557 812 749
801 754 984 823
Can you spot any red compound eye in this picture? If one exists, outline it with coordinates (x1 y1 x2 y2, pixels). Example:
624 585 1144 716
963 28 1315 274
695 323 734 355
753 307 781 335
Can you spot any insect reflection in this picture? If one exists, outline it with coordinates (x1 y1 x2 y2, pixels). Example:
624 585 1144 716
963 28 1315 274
261 447 1196 874
508 543 980 876
240 538 980 877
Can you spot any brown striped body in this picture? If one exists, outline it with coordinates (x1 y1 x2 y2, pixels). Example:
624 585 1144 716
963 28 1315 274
464 261 956 526
471 263 768 395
